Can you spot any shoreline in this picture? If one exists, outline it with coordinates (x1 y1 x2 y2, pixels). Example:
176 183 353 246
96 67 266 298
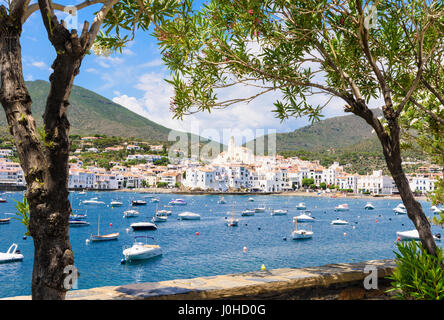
113 187 428 201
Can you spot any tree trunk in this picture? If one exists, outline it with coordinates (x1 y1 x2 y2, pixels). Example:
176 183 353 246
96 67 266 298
0 18 74 300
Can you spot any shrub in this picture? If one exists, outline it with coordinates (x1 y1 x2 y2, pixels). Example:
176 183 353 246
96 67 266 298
386 241 444 300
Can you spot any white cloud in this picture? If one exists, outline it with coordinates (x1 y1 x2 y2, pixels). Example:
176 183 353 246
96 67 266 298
31 61 49 69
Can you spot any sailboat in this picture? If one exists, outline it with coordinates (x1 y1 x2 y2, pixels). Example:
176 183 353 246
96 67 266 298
292 218 313 240
226 205 239 227
152 205 168 223
90 215 119 242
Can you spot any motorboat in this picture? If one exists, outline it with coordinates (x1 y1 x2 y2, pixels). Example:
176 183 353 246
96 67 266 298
78 190 87 195
90 215 119 242
82 198 105 205
397 229 441 241
248 197 254 202
151 198 160 203
110 200 123 207
293 211 315 222
123 209 139 218
178 212 200 220
122 236 162 261
218 197 227 204
296 202 306 210
71 214 87 220
334 204 349 211
169 198 187 205
271 209 288 216
364 202 375 210
152 209 168 223
292 220 313 240
157 209 172 215
393 204 407 215
241 209 255 216
254 206 266 213
130 221 158 231
431 206 442 214
132 200 147 206
69 218 90 227
0 217 11 224
0 244 24 263
331 218 349 225
0 198 6 203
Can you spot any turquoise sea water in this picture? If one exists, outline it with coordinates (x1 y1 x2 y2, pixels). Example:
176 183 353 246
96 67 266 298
0 191 442 298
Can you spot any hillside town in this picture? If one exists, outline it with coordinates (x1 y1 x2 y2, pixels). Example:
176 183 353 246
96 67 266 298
0 136 441 196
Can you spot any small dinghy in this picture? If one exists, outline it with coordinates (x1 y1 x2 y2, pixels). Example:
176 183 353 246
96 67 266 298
178 212 200 220
241 209 255 216
132 200 147 206
331 218 349 225
393 204 407 215
293 211 315 222
110 200 123 207
296 202 306 210
334 204 349 211
123 209 139 218
271 209 288 216
364 202 375 210
122 236 162 262
0 243 23 263
0 217 11 224
130 221 158 231
69 218 90 227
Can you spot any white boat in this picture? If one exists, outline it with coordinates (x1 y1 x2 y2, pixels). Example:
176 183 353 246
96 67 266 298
226 217 239 227
0 197 7 203
296 202 306 210
124 209 139 218
0 217 11 224
157 209 172 215
241 209 255 216
292 219 313 240
151 198 160 203
82 198 105 205
178 212 200 220
218 197 227 204
78 190 87 195
122 236 162 261
254 206 266 213
69 218 90 227
431 206 442 214
0 244 24 263
130 221 158 231
397 229 441 241
71 214 87 220
393 204 407 215
364 202 375 210
169 198 187 205
271 209 288 216
110 200 123 207
331 218 349 225
90 215 119 242
334 204 349 211
293 211 315 222
248 197 254 202
152 208 168 223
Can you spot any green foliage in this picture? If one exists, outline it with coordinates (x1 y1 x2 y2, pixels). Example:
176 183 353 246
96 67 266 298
12 196 31 236
301 178 314 188
156 182 169 188
387 241 444 300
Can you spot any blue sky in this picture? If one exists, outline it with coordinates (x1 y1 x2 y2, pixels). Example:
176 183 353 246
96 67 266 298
18 1 379 145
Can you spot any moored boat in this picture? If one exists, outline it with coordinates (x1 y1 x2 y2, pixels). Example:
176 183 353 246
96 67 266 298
334 204 349 211
132 200 147 206
178 212 200 220
397 229 441 241
130 221 158 231
169 198 187 205
331 218 349 225
123 209 139 218
364 202 375 210
293 211 315 222
271 209 288 216
0 244 24 263
241 209 255 216
122 236 162 261
296 202 306 210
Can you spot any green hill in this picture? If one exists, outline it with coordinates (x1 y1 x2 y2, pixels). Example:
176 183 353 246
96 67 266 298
0 80 191 143
251 109 383 153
